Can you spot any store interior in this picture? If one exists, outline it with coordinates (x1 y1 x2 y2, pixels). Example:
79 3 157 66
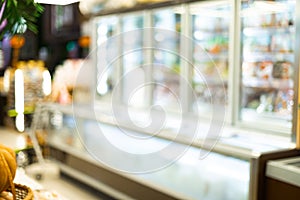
0 0 300 200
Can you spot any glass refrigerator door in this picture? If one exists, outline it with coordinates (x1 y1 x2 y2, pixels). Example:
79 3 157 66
190 1 230 117
121 13 145 107
96 16 119 100
240 0 295 131
152 7 182 111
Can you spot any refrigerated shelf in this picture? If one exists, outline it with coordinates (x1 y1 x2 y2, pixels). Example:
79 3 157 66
242 77 293 89
240 0 296 130
243 26 295 36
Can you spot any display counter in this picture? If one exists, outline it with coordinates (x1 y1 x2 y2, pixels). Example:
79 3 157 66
265 156 300 199
49 131 250 200
34 102 295 200
267 156 300 188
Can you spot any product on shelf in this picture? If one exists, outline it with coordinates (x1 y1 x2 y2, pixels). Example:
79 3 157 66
242 62 256 78
51 59 84 104
256 61 273 80
272 61 293 79
241 0 295 121
274 89 294 114
270 33 293 53
256 92 274 113
191 5 230 111
243 60 293 82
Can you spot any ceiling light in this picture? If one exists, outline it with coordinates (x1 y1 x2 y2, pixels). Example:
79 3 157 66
34 0 80 5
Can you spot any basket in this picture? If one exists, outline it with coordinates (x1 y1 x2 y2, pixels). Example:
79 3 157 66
5 183 34 200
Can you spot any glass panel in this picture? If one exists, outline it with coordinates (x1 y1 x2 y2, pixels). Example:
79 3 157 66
240 0 295 131
190 1 230 117
152 8 182 111
80 119 250 200
96 16 119 100
49 114 250 200
139 147 250 200
48 111 84 150
121 13 146 108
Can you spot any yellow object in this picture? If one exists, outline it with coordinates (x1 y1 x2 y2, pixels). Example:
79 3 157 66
0 144 17 196
78 36 90 48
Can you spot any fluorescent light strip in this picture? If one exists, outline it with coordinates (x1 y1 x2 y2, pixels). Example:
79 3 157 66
15 69 25 132
34 0 80 5
15 69 24 114
42 70 52 96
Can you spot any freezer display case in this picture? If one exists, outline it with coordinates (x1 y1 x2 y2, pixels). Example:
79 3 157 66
190 1 230 115
46 105 250 200
121 13 146 107
152 7 182 111
96 16 119 100
121 13 144 73
240 0 295 130
92 0 299 134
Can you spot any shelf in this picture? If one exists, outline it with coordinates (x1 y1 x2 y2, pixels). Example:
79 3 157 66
193 29 229 36
7 106 35 117
242 77 293 90
243 26 295 36
243 52 294 62
193 78 227 86
241 108 292 126
194 52 228 61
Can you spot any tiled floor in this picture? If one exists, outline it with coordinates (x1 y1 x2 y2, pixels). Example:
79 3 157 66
0 127 112 200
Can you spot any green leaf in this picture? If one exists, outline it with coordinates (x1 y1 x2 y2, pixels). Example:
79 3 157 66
0 0 44 39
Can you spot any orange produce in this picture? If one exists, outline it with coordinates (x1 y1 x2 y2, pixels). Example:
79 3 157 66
10 35 25 49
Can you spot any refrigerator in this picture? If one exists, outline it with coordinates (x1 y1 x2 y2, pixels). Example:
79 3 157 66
96 15 119 101
151 7 182 112
239 0 296 131
121 12 145 108
87 1 300 199
189 1 230 118
93 0 297 134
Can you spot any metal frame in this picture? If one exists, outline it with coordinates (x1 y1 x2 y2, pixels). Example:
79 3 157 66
228 0 241 125
293 0 300 148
